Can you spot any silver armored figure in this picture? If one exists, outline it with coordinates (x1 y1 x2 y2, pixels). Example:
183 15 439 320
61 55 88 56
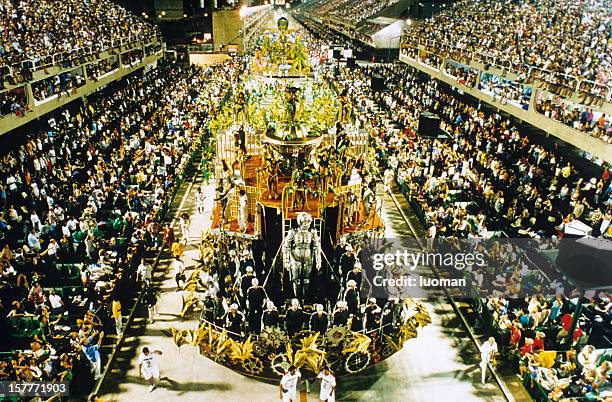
282 212 321 299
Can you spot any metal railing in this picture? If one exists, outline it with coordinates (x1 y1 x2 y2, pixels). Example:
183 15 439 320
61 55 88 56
401 36 611 102
3 32 160 79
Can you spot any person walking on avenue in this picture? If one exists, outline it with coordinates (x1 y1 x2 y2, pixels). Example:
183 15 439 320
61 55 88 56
202 161 211 186
179 213 190 244
111 293 122 336
137 258 152 287
480 337 498 384
143 287 158 324
427 219 437 252
195 188 206 215
280 365 301 402
317 365 336 402
138 347 163 392
172 256 186 290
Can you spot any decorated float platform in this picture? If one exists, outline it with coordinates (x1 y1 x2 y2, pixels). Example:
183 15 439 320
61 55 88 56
169 12 430 384
208 72 384 240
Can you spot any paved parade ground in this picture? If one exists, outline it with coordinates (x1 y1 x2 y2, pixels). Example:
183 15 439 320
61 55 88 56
98 171 513 402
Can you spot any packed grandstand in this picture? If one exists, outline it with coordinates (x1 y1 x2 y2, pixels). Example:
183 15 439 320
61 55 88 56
0 1 611 401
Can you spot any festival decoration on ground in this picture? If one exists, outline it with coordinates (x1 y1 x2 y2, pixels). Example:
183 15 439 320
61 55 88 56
171 328 194 348
180 292 202 318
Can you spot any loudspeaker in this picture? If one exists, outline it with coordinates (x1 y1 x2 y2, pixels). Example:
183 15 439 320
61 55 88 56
346 57 356 68
333 49 342 59
556 237 612 290
417 112 441 137
371 75 386 91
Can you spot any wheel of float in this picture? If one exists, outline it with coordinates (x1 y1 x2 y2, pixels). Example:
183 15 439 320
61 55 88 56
242 356 265 375
344 351 371 374
271 353 292 376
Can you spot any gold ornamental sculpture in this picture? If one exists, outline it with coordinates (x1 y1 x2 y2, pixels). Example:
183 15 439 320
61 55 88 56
169 298 431 381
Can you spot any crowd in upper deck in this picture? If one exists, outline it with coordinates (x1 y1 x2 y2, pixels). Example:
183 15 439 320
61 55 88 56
402 0 611 90
0 0 157 72
296 0 402 25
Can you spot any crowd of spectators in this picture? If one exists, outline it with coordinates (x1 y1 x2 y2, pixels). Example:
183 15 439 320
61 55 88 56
299 17 369 56
0 56 243 391
402 47 443 72
443 62 478 88
120 49 145 68
0 0 157 72
30 69 86 102
484 295 611 401
478 73 532 110
401 0 611 100
402 36 608 142
296 0 401 25
307 24 612 388
0 89 27 117
327 50 612 402
535 94 612 143
86 57 120 82
335 62 611 242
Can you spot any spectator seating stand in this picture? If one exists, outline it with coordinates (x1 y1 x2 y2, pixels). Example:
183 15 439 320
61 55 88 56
0 34 164 135
398 50 612 162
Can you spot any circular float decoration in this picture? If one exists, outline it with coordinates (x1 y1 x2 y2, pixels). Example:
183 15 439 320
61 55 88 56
169 296 431 381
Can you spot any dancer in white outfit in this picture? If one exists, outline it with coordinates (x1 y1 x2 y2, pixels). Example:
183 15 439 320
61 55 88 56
138 347 163 392
317 365 336 402
238 189 248 230
279 365 301 402
480 337 498 384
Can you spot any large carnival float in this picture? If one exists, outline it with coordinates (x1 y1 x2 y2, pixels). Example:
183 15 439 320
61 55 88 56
170 14 431 382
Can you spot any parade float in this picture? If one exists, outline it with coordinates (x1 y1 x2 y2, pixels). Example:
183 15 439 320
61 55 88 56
170 15 431 382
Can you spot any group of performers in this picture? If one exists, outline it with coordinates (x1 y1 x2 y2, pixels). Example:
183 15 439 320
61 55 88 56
197 231 407 340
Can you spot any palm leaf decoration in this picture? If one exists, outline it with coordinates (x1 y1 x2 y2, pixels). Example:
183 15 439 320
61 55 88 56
414 302 432 327
228 335 255 362
172 328 194 348
342 332 372 354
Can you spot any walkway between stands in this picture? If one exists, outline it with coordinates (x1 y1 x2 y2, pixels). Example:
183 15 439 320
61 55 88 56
97 171 515 401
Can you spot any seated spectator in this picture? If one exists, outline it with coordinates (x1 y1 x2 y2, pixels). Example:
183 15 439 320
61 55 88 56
0 0 159 76
401 0 612 98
